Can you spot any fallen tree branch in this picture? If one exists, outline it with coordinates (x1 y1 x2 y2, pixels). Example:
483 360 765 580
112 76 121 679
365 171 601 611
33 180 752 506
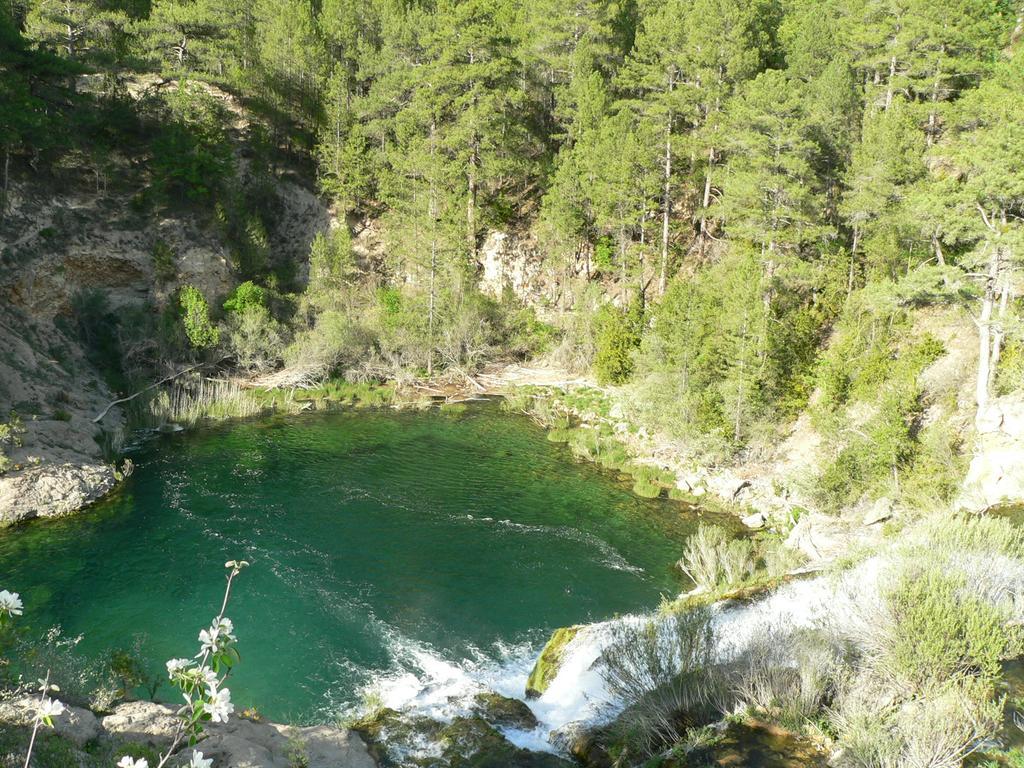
92 360 213 423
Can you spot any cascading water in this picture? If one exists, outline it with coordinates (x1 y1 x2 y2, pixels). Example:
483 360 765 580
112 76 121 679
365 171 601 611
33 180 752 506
358 557 887 756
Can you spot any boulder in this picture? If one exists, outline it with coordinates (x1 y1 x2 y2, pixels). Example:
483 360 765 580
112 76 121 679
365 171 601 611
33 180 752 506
101 701 179 749
549 720 611 768
0 695 101 746
976 404 1004 434
960 445 1024 511
439 717 571 768
180 718 377 768
286 724 377 768
0 463 117 525
741 511 767 530
784 513 852 563
1002 399 1024 438
863 497 894 526
471 692 538 730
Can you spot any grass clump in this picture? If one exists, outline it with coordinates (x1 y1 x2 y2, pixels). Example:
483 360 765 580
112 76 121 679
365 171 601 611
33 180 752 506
597 608 725 761
678 525 757 590
133 376 262 429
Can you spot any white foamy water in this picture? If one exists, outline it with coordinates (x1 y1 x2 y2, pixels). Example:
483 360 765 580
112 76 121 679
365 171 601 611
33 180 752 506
350 561 885 756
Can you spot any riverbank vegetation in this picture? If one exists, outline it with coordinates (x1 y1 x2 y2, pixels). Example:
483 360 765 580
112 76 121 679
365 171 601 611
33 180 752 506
572 514 1024 768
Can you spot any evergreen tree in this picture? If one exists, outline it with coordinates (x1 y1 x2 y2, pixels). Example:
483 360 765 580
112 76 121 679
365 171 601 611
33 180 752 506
943 50 1024 414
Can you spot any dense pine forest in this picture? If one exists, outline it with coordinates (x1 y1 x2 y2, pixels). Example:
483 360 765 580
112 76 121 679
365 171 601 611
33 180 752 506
0 1 1019 421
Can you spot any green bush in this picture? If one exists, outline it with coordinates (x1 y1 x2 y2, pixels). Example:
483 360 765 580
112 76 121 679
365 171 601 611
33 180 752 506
593 301 642 385
223 280 267 314
179 285 220 350
880 568 1016 692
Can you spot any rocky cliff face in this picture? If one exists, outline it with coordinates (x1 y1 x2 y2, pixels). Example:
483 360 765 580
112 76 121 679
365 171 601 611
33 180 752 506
0 86 332 524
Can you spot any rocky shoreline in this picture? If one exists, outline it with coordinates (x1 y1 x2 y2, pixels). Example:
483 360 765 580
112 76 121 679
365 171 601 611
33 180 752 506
0 697 377 768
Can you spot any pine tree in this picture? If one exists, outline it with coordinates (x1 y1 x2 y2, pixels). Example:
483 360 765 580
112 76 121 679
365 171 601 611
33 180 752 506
717 70 830 381
840 101 926 283
681 0 778 254
943 50 1024 415
617 0 691 294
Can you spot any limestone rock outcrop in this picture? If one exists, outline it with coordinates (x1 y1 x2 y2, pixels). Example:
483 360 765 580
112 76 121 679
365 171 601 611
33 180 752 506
960 396 1024 511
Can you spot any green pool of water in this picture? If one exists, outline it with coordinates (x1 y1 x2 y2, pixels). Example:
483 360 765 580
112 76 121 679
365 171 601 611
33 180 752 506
0 401 726 722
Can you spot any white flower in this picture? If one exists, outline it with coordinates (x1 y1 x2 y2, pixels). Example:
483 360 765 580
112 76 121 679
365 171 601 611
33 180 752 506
189 751 213 768
34 697 65 722
200 666 219 696
207 687 234 723
166 658 191 679
215 617 235 641
116 757 149 768
197 627 219 656
197 616 236 656
0 590 23 617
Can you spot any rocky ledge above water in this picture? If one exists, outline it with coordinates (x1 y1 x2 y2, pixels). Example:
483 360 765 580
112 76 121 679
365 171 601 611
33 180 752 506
0 462 117 527
0 697 377 768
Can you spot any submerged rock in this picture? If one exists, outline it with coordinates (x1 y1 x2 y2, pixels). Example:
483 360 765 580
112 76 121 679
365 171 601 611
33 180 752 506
354 708 567 768
525 626 582 699
439 716 571 768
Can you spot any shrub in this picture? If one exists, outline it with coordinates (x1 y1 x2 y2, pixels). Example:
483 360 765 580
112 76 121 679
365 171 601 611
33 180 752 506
225 305 283 373
223 281 267 314
877 568 1013 692
179 285 220 350
830 674 1002 768
285 311 376 379
308 228 359 308
677 525 757 591
593 301 642 385
151 239 177 282
597 609 725 759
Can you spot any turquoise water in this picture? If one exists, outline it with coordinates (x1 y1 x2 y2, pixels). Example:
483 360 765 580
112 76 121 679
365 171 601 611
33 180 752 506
0 402 726 722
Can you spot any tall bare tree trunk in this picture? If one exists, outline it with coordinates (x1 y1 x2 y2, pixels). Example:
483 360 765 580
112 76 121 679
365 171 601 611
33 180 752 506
1 146 9 222
884 53 897 110
427 120 438 377
698 146 714 257
976 246 999 418
990 279 1010 393
467 137 478 258
848 226 861 298
659 110 672 295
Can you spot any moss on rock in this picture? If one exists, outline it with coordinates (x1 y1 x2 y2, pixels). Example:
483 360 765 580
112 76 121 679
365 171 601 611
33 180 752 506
470 692 538 730
525 625 582 699
440 717 572 768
